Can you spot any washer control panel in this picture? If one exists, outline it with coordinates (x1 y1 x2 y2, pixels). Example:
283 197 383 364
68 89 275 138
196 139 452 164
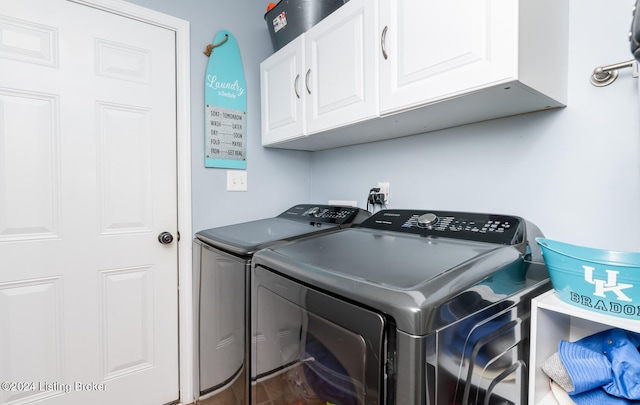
359 209 525 245
278 204 371 226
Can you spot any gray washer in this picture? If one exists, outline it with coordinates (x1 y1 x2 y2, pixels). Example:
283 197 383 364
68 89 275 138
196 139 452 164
251 209 551 405
192 204 370 401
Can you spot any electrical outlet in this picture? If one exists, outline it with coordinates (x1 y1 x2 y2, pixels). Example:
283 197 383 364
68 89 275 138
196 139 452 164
329 200 358 206
227 170 247 191
377 182 390 204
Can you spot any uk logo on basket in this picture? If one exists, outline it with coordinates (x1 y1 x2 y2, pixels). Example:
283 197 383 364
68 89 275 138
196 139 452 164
569 265 638 317
584 265 633 301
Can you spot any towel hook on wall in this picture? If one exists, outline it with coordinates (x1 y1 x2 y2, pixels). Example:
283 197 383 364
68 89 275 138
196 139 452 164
590 59 639 87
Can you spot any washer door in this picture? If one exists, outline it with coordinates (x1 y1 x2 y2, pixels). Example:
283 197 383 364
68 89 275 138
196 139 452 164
252 265 386 405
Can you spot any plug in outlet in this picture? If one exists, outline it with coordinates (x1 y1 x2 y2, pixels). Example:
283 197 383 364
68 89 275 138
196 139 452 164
377 182 390 204
227 170 247 191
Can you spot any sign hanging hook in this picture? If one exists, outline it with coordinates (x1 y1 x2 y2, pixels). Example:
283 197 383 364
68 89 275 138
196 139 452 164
203 34 229 57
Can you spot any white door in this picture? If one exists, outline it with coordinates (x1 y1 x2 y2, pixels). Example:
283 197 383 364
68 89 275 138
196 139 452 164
0 0 179 404
304 0 378 134
378 0 516 115
260 36 306 146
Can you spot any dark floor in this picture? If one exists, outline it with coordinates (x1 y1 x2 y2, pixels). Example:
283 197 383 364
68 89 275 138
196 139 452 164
196 364 326 405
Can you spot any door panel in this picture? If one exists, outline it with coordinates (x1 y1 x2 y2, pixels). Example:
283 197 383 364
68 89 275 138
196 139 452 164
305 0 377 134
379 0 517 114
260 36 305 145
0 278 64 404
0 89 60 242
0 0 179 403
96 103 153 234
100 266 155 380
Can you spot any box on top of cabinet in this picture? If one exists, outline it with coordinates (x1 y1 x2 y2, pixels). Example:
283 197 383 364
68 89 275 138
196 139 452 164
264 0 349 51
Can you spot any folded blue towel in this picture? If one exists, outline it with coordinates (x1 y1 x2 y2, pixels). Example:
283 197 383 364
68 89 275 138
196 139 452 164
558 328 640 404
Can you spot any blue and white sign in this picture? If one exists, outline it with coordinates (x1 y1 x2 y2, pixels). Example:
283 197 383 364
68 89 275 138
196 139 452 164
204 31 247 169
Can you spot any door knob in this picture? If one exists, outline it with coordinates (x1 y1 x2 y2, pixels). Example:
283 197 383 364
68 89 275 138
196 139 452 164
158 232 174 244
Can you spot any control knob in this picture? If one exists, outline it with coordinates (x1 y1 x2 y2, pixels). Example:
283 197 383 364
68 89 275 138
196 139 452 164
417 213 438 227
306 207 330 218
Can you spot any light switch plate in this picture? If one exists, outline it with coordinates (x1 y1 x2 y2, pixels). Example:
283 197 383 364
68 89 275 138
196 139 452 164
227 170 247 191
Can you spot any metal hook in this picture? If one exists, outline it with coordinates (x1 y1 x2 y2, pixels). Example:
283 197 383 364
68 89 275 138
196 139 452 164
203 34 229 57
590 59 638 87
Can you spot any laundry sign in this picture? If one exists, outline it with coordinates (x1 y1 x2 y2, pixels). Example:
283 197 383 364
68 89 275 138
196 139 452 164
205 104 246 162
204 30 247 169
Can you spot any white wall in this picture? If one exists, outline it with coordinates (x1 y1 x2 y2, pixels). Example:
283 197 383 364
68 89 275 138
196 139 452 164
127 0 640 252
311 0 640 252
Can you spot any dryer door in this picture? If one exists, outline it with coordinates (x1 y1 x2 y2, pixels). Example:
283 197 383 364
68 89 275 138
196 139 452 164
252 265 387 405
193 240 247 398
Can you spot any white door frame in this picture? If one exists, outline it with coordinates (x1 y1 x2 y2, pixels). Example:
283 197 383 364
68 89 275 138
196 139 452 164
68 0 194 402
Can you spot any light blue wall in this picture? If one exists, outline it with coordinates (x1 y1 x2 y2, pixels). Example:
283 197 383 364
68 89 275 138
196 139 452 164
124 0 313 230
127 0 640 252
311 0 640 252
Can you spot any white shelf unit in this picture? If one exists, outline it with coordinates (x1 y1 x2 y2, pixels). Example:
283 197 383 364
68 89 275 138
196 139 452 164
528 289 640 405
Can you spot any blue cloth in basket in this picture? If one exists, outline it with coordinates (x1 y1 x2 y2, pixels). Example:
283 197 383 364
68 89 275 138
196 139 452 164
558 328 640 404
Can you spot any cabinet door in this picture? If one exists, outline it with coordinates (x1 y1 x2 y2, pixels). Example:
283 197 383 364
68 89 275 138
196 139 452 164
304 0 378 135
379 0 517 115
260 36 305 145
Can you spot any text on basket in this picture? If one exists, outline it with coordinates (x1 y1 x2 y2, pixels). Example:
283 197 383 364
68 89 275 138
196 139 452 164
584 265 633 302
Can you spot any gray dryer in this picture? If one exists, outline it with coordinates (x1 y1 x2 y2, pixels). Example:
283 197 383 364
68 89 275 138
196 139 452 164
192 204 370 403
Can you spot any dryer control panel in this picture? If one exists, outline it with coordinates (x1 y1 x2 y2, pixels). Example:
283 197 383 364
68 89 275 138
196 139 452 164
278 204 371 226
359 209 525 245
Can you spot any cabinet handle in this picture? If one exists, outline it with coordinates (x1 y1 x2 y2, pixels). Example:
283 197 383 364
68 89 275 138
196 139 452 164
294 74 300 98
381 26 388 60
305 69 311 95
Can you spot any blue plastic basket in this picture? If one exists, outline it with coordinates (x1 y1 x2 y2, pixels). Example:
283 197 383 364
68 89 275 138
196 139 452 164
536 237 640 320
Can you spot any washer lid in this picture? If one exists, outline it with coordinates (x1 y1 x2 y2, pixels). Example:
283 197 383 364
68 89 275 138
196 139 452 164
195 204 370 256
252 222 547 335
258 228 505 289
195 217 337 256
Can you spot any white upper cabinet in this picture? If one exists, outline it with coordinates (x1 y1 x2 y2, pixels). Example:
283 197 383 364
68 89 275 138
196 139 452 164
379 0 514 113
260 36 305 145
379 0 568 115
261 0 568 151
304 0 378 134
261 0 378 147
